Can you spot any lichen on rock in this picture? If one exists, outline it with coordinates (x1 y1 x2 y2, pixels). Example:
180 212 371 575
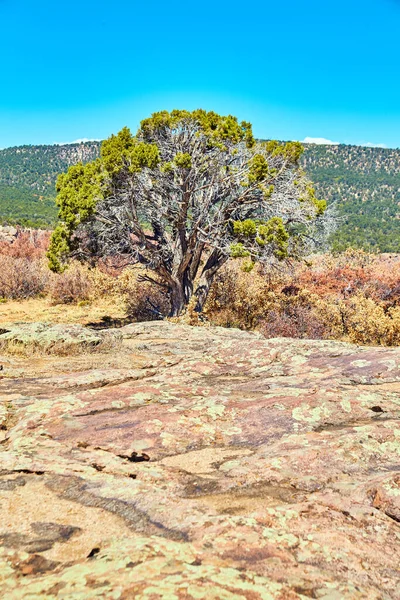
0 321 399 598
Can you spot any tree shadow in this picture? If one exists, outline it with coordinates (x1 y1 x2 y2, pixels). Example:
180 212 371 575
86 315 134 330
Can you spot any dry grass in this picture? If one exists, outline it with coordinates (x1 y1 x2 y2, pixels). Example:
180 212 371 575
0 297 127 326
0 334 122 358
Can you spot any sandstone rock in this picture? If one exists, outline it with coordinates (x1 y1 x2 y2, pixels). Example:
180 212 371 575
0 322 121 354
0 321 399 598
0 226 17 243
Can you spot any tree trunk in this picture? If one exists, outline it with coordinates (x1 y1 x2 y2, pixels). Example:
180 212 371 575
194 251 228 313
193 271 214 313
169 281 187 317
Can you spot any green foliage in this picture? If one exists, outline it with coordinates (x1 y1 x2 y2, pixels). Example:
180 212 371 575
160 162 173 173
230 243 250 258
47 224 71 272
283 141 304 162
300 184 326 216
100 126 136 175
241 259 255 272
248 155 271 184
101 128 159 175
258 217 289 259
232 217 289 260
233 219 257 237
47 161 103 272
55 160 103 228
129 142 160 173
174 152 192 169
139 109 255 149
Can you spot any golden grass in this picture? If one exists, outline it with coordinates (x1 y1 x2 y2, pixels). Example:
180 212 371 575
0 297 127 326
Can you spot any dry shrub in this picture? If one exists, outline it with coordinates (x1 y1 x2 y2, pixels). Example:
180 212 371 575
0 229 50 259
260 305 327 339
48 260 131 305
205 261 289 329
299 250 400 307
0 256 49 299
205 252 400 345
0 229 51 300
86 265 124 299
123 271 170 321
297 250 372 298
49 262 94 304
342 295 393 345
315 294 400 346
206 261 327 339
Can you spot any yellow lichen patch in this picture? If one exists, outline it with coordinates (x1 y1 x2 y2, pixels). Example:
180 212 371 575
161 447 252 474
292 403 331 424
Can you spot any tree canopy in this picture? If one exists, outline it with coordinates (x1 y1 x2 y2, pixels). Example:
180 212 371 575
48 109 328 316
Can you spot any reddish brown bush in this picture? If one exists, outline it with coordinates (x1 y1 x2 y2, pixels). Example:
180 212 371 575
125 280 170 321
259 306 327 339
0 229 50 260
0 256 48 299
49 263 93 304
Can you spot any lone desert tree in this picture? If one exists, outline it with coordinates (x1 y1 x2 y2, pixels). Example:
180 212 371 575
48 110 327 316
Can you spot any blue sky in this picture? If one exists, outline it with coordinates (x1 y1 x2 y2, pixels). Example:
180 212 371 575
0 0 399 148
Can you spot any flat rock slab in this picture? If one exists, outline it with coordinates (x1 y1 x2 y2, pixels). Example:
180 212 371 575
0 321 400 598
0 322 120 354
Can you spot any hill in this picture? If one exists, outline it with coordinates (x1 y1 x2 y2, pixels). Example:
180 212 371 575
1 140 400 251
303 143 400 252
0 142 100 227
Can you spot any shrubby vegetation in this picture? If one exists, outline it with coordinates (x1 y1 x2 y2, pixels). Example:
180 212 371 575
1 230 400 346
205 251 400 345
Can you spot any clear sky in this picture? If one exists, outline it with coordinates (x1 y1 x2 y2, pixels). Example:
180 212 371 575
0 0 399 148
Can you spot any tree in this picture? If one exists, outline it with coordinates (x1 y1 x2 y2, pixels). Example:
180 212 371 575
48 109 328 316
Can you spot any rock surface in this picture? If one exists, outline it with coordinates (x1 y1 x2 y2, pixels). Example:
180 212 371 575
0 321 399 599
0 322 121 354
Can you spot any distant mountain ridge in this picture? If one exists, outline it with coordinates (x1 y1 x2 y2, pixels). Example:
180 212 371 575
0 142 101 227
302 143 400 252
1 140 400 251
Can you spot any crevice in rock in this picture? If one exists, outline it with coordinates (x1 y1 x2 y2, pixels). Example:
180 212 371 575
45 475 186 541
87 547 100 559
117 452 150 463
314 415 399 432
374 505 400 525
370 489 400 525
89 445 151 464
74 404 150 418
2 469 45 476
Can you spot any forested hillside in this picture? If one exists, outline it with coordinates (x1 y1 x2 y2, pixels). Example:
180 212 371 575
0 140 399 251
0 142 100 227
303 144 400 252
